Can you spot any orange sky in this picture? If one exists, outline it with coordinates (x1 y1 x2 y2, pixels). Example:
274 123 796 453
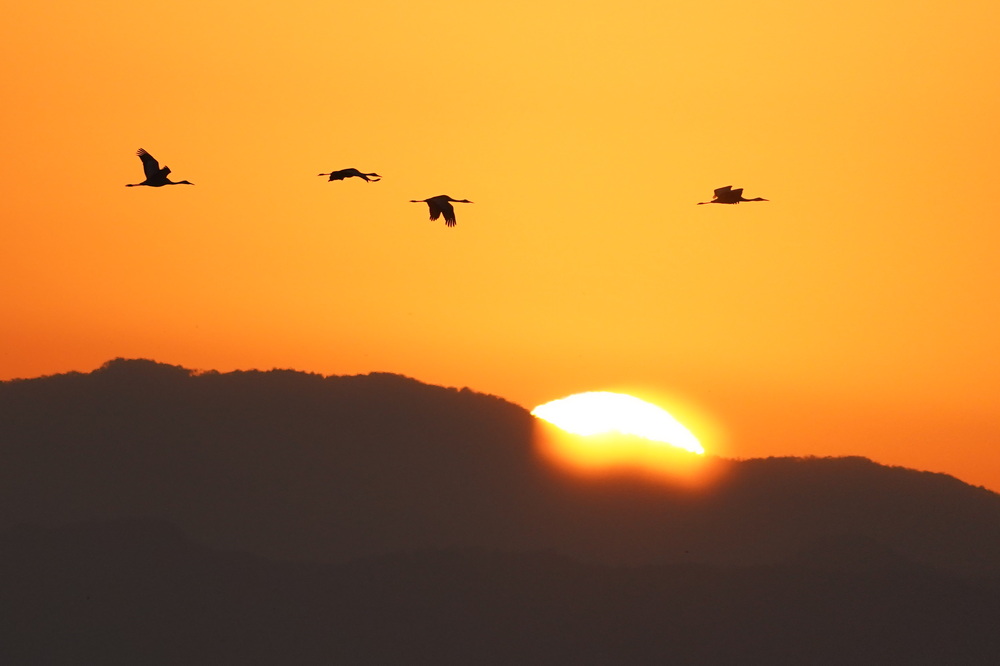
3 1 1000 490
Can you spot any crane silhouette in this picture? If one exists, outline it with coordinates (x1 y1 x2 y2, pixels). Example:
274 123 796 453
697 186 767 205
125 149 194 187
410 195 473 228
318 168 381 182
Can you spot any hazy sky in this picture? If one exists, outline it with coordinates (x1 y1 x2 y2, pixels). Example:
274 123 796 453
4 1 1000 489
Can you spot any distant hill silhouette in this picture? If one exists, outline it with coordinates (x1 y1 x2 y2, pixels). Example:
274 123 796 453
3 358 1000 576
3 359 1000 663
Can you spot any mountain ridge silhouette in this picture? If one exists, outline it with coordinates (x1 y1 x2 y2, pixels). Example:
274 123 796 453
2 357 1000 577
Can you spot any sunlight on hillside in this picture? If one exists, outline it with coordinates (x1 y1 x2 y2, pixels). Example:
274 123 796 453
533 422 724 488
532 391 725 487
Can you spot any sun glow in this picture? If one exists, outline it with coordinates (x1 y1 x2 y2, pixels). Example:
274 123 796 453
532 392 704 454
531 392 715 484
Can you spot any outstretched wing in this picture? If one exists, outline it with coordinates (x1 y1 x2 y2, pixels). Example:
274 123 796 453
440 201 457 227
730 188 744 199
427 201 443 221
137 149 162 180
713 185 733 199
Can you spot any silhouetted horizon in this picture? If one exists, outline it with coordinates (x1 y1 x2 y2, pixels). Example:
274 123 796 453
4 358 1000 663
3 358 999 573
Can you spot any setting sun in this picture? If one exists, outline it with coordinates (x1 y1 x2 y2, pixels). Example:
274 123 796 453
532 392 705 454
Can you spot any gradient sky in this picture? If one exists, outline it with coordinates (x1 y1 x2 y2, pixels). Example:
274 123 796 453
4 1 1000 489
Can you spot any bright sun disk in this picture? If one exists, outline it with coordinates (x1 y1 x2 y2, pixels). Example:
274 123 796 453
531 391 704 455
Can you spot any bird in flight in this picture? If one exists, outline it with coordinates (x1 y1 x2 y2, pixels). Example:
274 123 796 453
126 149 194 187
410 195 473 228
318 168 381 183
697 186 767 205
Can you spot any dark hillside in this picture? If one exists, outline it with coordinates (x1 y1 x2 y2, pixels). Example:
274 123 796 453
2 358 1000 577
1 520 998 665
